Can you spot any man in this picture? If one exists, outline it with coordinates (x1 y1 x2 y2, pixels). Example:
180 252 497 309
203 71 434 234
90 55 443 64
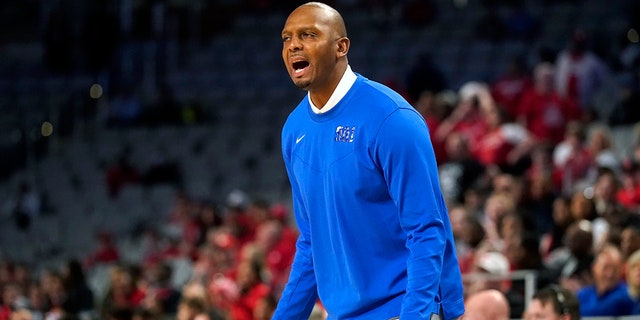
463 289 509 320
576 244 635 317
523 286 580 320
273 2 465 319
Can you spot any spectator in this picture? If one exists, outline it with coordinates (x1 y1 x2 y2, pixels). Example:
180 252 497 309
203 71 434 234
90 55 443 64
60 260 94 315
251 220 295 293
132 307 159 320
463 289 509 320
100 265 145 318
85 232 120 269
576 244 635 317
140 262 181 316
523 285 580 320
490 55 531 119
180 281 224 320
438 132 486 204
540 196 575 259
435 82 491 153
590 168 631 251
617 160 640 212
26 281 48 320
545 220 594 293
244 199 274 243
465 251 510 296
620 226 640 261
555 28 614 117
252 293 277 320
526 144 555 186
587 125 621 173
0 282 26 320
455 208 487 275
227 260 270 320
503 232 550 318
41 271 67 319
9 309 33 320
522 161 557 233
481 192 516 251
450 205 469 253
518 62 581 146
553 121 593 196
176 297 209 320
472 105 536 174
626 249 640 314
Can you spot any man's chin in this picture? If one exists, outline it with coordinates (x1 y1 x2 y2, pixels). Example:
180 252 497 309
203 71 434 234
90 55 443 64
293 79 311 89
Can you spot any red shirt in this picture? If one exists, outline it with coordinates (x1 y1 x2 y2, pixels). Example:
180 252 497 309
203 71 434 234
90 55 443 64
473 124 526 166
491 75 532 118
518 89 580 144
229 283 271 320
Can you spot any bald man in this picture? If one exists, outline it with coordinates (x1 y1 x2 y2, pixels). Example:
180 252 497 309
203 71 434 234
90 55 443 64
463 289 510 320
274 2 464 319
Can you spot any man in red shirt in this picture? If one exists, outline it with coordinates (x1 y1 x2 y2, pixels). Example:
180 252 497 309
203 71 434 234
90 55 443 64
517 62 581 146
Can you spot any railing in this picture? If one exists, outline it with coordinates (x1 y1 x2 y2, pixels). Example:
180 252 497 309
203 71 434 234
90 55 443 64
462 269 538 309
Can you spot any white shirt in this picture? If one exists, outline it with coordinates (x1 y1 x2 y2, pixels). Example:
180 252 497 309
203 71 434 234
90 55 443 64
309 65 357 114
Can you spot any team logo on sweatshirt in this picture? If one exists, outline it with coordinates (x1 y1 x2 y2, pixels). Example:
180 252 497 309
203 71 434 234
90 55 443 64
335 126 355 143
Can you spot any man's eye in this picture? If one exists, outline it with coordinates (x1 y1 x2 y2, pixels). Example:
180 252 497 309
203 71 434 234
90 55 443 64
301 33 315 38
282 36 291 42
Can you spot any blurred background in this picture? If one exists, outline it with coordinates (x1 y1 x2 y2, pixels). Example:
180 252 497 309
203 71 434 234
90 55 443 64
1 0 640 319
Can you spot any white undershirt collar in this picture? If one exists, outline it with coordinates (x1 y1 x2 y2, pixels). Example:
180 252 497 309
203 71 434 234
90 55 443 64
309 65 357 114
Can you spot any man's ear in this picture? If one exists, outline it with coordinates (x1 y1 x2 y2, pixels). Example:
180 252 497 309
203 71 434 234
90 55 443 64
337 37 350 58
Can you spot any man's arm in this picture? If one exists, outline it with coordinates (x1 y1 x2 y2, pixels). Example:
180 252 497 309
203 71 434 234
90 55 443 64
375 108 464 319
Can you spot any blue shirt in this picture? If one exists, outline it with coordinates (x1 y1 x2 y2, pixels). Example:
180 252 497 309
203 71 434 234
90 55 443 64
577 283 635 317
273 74 465 320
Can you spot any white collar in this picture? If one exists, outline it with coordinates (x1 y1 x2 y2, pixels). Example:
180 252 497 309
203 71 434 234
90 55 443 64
309 65 357 114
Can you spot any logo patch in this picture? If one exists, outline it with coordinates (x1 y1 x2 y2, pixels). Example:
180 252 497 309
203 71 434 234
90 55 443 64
335 126 355 143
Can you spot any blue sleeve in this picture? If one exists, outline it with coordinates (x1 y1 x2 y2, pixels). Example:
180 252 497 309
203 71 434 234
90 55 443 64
272 143 318 319
374 109 464 319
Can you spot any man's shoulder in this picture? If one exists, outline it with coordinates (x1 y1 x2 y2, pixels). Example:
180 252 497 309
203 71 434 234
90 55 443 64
351 76 416 117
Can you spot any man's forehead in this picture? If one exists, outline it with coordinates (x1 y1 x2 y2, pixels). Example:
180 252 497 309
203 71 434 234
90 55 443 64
285 6 330 26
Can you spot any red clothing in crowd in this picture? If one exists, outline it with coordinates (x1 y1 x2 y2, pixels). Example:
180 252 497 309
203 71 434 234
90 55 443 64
0 305 10 320
425 116 447 164
229 283 271 320
553 147 592 191
491 74 532 119
616 175 640 210
451 113 489 154
517 89 580 144
472 124 528 166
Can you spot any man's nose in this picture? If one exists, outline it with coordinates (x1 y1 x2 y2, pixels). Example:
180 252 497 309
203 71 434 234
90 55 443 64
288 37 302 51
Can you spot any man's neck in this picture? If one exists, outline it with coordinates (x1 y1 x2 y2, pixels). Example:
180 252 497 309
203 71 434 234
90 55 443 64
310 63 349 109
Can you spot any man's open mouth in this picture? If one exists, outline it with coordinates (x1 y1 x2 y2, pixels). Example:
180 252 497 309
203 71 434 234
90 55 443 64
292 61 309 75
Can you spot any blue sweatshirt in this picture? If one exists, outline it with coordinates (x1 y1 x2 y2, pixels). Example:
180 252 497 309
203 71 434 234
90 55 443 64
273 74 465 320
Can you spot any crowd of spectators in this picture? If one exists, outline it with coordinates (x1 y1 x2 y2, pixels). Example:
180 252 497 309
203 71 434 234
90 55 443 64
3 0 640 320
408 21 640 320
